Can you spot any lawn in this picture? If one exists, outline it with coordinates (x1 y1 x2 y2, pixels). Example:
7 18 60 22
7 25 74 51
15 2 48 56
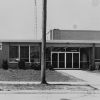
0 69 96 92
0 69 83 82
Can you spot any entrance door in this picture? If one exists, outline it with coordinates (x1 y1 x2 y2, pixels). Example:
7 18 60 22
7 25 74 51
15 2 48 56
66 53 72 68
51 52 80 69
59 53 65 68
52 53 58 68
73 53 80 68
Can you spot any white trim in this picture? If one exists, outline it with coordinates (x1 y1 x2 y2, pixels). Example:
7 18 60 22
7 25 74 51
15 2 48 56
19 45 20 61
54 68 80 70
79 52 80 69
65 53 66 68
58 53 59 68
72 53 73 68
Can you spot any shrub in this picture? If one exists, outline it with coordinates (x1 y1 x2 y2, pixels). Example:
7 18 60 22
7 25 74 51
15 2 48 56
89 65 95 71
46 63 54 70
31 62 54 70
2 60 9 70
31 62 41 70
18 60 25 69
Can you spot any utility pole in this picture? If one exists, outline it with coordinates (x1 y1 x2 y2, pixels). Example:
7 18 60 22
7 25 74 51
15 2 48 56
34 0 37 39
41 0 47 84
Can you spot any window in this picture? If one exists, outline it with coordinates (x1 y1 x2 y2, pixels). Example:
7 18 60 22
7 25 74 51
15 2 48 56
9 45 41 63
9 46 19 62
20 46 29 62
95 47 100 59
30 46 40 63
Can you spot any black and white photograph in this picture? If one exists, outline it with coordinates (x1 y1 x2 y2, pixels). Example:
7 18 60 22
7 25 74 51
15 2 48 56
0 0 100 100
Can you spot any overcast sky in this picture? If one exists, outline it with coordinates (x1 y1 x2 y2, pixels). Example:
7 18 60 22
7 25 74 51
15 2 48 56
0 0 100 40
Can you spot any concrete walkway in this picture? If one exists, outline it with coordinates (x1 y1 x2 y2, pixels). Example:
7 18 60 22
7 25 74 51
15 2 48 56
57 70 100 90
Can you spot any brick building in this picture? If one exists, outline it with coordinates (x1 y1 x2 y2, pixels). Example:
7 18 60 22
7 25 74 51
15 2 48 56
0 29 100 69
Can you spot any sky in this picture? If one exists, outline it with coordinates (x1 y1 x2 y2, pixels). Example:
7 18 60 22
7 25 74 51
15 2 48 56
0 0 100 40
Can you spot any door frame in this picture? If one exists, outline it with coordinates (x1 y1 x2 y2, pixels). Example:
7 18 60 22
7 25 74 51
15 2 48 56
51 52 80 69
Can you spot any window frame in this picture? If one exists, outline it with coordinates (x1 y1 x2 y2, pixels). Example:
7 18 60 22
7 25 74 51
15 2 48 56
9 45 19 63
20 46 29 63
9 45 41 63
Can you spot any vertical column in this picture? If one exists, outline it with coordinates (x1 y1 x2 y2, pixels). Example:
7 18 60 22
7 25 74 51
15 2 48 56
65 53 66 68
92 43 95 69
89 47 91 69
29 45 30 63
19 45 20 61
40 43 41 67
50 47 52 65
72 53 73 68
58 53 59 68
79 52 80 69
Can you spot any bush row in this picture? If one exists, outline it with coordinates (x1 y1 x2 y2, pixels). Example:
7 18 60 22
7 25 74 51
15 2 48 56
2 59 54 70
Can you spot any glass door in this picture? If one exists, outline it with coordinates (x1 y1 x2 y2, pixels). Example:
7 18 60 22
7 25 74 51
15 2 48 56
52 52 80 69
73 53 80 68
59 53 65 68
52 53 58 68
66 53 72 68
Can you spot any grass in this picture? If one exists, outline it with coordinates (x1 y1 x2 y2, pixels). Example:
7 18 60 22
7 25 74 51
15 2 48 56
0 69 95 91
0 69 83 82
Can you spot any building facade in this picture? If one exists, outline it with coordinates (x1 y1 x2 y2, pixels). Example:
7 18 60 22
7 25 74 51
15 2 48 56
0 29 100 69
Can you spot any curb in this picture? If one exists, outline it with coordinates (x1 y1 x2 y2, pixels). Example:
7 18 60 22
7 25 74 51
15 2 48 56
0 89 98 94
0 81 89 85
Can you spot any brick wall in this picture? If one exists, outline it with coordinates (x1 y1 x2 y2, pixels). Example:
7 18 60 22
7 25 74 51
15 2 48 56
0 42 9 68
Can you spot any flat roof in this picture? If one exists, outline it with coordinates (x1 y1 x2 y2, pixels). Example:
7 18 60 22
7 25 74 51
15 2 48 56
1 39 100 44
0 39 42 43
47 40 100 44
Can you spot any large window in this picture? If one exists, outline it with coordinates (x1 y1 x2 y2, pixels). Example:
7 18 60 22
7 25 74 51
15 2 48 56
9 46 19 62
95 47 100 60
30 46 40 63
20 46 29 62
9 45 40 63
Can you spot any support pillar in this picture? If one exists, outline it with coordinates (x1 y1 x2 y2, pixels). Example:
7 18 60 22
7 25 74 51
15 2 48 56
91 43 95 70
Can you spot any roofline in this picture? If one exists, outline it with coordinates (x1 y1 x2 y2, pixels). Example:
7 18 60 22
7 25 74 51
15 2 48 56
1 39 100 44
0 39 42 43
47 40 100 44
53 29 100 32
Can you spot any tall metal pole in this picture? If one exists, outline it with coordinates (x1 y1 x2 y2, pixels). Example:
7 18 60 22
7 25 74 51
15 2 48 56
34 0 37 39
41 0 47 84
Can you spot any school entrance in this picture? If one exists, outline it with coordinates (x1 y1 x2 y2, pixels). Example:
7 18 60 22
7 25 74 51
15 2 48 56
51 52 80 69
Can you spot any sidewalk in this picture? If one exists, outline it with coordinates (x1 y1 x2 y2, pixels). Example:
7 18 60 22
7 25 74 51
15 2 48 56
58 70 100 90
